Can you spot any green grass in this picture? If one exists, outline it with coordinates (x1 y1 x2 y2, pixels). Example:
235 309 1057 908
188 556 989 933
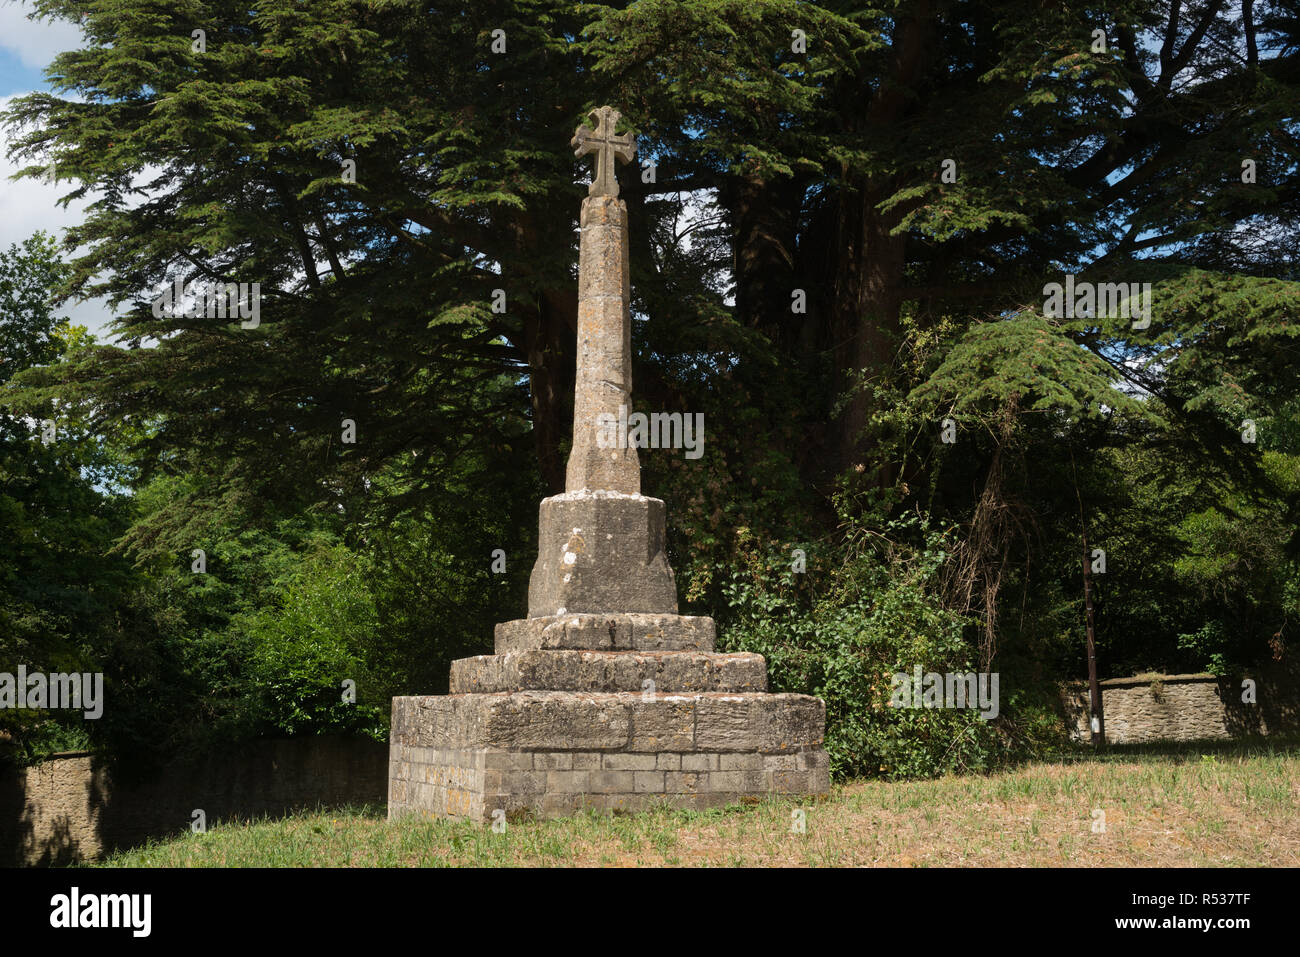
91 738 1300 868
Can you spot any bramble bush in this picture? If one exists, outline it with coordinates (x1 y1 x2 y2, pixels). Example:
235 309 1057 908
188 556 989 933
717 499 1060 780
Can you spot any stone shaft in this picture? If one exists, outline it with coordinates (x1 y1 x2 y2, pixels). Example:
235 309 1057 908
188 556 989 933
565 196 639 494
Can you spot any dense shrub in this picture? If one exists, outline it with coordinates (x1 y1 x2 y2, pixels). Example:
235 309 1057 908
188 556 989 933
237 540 391 740
718 502 1061 780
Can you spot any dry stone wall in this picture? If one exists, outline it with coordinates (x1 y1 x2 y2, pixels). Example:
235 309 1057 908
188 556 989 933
0 736 386 866
1061 667 1300 744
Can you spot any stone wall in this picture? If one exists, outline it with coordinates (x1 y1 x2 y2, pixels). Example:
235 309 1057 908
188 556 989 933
0 736 387 866
1061 666 1300 744
390 744 829 821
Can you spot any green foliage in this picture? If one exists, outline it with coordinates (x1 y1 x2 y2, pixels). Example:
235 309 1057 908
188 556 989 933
0 222 537 764
5 0 573 549
717 501 1057 780
906 311 1152 427
4 1 1300 778
90 466 532 761
1176 622 1230 678
0 233 141 762
12 721 92 765
238 541 388 738
0 232 67 380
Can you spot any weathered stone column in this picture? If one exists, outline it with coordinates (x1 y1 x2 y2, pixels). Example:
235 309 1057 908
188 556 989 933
527 106 676 618
566 194 639 494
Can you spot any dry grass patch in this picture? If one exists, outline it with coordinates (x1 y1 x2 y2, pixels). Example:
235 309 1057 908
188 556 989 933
95 740 1300 867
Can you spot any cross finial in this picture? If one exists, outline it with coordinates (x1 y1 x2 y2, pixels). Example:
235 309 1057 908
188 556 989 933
571 106 636 198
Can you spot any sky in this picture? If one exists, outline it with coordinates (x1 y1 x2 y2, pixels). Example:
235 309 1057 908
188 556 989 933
0 1 119 339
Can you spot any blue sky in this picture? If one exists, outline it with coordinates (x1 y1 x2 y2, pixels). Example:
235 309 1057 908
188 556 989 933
0 46 45 95
0 1 119 338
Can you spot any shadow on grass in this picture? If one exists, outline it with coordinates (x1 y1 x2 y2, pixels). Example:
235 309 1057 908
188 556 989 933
6 738 388 866
89 801 391 866
1053 733 1300 765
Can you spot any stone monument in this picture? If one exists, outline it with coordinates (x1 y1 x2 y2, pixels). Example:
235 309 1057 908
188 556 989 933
388 107 829 821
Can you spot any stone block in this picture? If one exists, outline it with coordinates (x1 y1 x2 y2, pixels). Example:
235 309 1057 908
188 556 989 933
772 770 814 792
546 770 590 793
694 694 825 752
605 794 637 813
526 492 677 617
451 649 765 694
633 771 666 793
391 693 630 751
494 613 716 654
602 753 658 771
589 770 637 794
503 770 547 796
681 753 718 772
799 750 829 772
628 697 696 751
709 771 748 792
664 771 702 793
541 793 581 816
533 752 573 770
719 753 764 771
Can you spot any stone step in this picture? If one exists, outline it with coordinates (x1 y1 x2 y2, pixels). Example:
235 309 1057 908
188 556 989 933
450 650 767 694
391 690 825 754
495 613 715 654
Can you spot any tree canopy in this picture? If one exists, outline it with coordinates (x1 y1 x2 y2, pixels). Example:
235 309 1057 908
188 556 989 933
3 0 1298 770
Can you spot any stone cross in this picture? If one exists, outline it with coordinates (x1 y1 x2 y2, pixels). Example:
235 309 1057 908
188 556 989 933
571 106 636 199
383 106 828 827
564 107 642 496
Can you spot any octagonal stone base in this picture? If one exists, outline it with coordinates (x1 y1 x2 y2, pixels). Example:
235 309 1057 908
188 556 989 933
527 491 678 617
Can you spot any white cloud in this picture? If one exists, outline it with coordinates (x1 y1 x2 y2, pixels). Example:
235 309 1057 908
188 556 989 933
0 1 85 71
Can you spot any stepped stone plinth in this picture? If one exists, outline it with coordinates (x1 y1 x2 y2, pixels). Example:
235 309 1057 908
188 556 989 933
388 106 828 823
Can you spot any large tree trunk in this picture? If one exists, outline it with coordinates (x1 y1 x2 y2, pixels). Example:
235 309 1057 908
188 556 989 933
521 287 576 494
723 170 844 492
832 180 906 475
829 1 934 475
725 172 802 354
507 200 578 496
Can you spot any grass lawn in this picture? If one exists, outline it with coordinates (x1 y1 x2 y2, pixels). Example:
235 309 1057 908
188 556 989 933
92 739 1300 867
